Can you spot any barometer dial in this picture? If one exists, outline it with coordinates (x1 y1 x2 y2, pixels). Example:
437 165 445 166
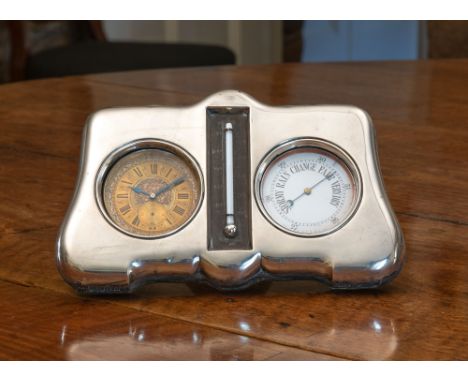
256 142 360 237
102 148 201 238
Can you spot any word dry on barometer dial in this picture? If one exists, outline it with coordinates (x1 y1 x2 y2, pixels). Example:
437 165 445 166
257 144 360 237
102 149 202 238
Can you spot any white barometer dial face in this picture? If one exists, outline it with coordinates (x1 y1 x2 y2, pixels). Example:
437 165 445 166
257 143 360 237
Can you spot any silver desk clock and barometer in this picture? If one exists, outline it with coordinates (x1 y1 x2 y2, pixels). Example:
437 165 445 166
57 91 404 294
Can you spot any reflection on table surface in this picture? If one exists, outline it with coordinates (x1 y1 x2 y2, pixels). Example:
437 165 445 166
64 316 397 360
59 281 398 360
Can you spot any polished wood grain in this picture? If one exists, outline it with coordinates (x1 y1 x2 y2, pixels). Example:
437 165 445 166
0 60 467 360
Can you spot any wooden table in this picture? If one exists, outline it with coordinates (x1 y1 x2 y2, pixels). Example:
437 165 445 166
0 60 467 360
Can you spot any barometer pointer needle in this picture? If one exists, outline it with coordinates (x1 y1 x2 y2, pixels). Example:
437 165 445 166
286 172 335 208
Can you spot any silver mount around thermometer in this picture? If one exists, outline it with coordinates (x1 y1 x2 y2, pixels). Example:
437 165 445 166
57 91 404 294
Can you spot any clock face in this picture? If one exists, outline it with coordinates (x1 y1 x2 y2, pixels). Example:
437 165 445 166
256 143 360 237
102 148 202 238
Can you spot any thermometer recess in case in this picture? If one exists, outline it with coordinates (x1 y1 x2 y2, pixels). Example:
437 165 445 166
206 107 252 250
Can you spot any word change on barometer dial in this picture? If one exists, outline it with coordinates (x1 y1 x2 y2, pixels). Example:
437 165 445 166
258 143 360 236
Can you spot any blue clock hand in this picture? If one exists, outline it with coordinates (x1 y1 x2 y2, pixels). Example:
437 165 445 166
130 177 186 201
153 177 186 198
131 186 153 198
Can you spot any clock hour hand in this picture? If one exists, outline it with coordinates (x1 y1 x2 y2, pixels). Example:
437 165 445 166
153 176 186 198
131 186 154 199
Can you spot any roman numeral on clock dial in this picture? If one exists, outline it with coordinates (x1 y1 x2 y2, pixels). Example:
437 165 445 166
119 205 131 215
133 167 143 177
173 205 185 215
132 216 140 226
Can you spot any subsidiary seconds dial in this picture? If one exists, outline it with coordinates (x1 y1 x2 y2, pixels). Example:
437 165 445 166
256 141 361 237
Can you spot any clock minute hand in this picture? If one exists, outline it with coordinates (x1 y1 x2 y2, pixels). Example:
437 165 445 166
154 176 186 198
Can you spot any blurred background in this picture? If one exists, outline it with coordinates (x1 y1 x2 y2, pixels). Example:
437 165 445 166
0 20 467 83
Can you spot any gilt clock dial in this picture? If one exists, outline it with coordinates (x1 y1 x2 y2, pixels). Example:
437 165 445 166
102 148 202 238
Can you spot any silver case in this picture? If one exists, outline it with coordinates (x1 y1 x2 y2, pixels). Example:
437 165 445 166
57 90 404 293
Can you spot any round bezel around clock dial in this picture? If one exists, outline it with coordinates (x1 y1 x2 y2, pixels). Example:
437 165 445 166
96 140 204 239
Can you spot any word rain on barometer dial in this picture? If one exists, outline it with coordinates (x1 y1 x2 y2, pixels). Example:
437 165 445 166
57 91 404 294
